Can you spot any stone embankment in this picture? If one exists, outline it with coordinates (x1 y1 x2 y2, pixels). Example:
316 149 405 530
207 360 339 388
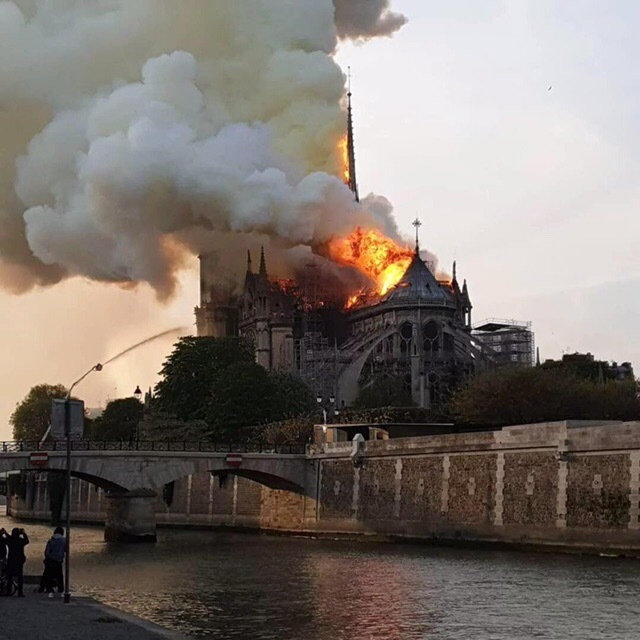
8 420 640 555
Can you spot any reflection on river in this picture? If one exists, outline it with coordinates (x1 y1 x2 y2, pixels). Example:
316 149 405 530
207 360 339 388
5 516 640 639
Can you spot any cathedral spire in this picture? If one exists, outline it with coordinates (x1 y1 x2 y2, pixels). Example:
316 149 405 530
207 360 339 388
259 245 267 278
247 250 253 274
412 217 422 255
346 67 359 202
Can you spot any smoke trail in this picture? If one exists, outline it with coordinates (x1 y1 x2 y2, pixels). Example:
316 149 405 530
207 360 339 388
0 1 408 297
102 327 189 366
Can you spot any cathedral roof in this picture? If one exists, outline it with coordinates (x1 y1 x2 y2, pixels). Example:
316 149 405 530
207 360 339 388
380 252 454 307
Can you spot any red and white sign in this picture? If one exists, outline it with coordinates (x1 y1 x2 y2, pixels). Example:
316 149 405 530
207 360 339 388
225 453 243 468
29 452 49 467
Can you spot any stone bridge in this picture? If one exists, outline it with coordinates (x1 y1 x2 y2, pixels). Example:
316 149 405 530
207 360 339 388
0 443 315 542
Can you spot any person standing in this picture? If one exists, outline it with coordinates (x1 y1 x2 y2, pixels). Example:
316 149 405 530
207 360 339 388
42 526 66 596
0 528 7 564
4 528 29 597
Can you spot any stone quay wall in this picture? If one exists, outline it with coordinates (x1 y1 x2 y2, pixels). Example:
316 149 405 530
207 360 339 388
8 421 640 554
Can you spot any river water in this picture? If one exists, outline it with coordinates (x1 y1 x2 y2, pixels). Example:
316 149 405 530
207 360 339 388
3 516 639 639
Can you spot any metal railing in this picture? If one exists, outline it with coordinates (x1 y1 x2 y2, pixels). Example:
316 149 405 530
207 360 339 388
0 441 306 455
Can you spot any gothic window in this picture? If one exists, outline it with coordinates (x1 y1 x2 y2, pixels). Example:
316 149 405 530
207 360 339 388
423 321 440 352
399 322 413 355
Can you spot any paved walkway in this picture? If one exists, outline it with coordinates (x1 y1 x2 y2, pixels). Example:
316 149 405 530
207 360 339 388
0 592 190 640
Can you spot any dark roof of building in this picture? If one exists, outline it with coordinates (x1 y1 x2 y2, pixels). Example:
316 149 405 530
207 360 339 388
380 253 454 306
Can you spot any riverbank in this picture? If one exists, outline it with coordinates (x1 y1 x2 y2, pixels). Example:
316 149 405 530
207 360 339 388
0 591 190 640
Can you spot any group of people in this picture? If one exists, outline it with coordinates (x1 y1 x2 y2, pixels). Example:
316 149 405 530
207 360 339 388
0 526 66 597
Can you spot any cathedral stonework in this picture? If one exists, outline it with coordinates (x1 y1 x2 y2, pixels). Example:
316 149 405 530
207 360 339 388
195 241 489 409
337 251 484 408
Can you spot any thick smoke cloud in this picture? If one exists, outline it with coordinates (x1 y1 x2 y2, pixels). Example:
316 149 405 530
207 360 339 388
0 1 407 298
334 0 408 39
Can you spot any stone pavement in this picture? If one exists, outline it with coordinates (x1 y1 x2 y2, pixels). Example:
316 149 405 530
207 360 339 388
0 592 190 640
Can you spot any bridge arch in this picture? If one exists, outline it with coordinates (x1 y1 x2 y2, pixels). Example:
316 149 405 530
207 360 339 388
143 456 309 495
0 456 129 492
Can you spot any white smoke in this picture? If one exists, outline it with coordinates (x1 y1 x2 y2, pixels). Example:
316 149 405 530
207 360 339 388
0 1 407 297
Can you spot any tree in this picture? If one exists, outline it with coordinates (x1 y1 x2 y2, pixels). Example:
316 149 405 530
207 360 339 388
254 418 315 445
90 397 144 441
269 372 316 421
353 377 414 409
150 336 317 441
154 337 254 422
207 362 276 439
206 366 316 440
449 367 640 427
11 384 68 441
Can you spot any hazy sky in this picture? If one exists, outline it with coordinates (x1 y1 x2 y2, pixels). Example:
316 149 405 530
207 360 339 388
1 0 639 439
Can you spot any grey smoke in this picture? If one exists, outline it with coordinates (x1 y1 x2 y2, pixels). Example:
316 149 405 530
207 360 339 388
334 0 408 39
0 1 408 298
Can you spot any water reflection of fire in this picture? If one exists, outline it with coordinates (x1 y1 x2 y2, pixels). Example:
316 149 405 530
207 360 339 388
326 227 414 308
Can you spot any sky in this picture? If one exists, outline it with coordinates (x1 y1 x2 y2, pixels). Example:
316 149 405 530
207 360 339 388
1 0 639 439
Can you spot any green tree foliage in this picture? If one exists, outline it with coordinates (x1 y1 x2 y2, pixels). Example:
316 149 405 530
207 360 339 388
10 384 68 441
207 365 316 440
254 418 315 445
269 372 316 420
207 362 275 439
90 397 144 441
154 337 254 422
353 377 414 409
152 337 316 441
449 367 640 427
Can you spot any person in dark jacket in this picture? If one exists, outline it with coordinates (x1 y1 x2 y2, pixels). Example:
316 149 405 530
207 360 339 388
0 528 7 564
2 528 29 597
41 527 66 596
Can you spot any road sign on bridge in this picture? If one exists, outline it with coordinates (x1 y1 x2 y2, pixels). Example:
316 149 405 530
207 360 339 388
29 452 49 467
225 453 243 467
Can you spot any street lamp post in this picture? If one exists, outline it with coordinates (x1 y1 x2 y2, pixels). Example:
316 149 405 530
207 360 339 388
62 363 103 604
133 386 142 448
316 393 338 442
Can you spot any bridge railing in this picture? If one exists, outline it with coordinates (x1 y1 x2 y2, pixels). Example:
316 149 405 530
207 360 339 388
0 441 307 455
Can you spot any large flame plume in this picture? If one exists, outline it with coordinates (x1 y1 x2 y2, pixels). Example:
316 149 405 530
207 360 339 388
326 227 414 302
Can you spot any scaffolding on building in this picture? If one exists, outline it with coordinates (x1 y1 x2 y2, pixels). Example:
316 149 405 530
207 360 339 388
472 318 535 367
293 262 345 399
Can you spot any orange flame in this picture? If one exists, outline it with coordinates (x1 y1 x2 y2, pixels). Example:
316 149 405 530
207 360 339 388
338 135 350 183
327 227 414 300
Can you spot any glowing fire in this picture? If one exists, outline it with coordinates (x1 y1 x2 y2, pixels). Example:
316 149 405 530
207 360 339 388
327 227 414 304
338 135 350 183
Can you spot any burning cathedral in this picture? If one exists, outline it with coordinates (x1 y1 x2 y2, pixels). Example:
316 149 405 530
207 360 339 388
195 91 505 409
